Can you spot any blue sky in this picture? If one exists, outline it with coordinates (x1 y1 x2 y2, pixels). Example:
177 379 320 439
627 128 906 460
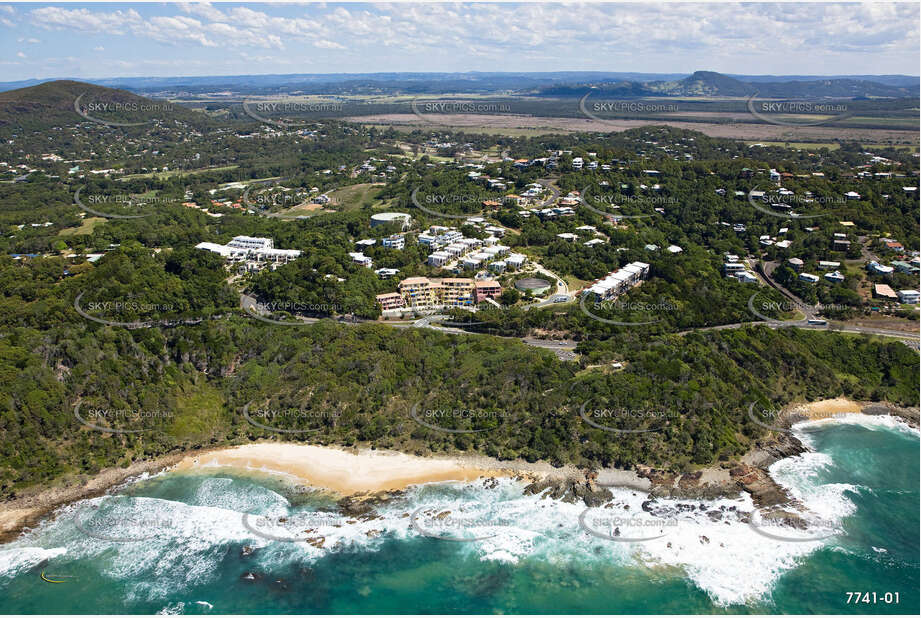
1 2 918 81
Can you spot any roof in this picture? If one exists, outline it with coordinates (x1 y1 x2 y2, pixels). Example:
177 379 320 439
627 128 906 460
874 284 898 297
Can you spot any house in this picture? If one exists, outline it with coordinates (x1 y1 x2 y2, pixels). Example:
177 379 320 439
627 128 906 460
897 289 920 304
348 252 373 268
893 260 920 275
427 251 451 268
375 268 400 279
556 233 579 242
382 234 405 250
817 261 841 270
884 241 905 253
735 271 758 284
867 261 894 276
724 262 747 276
824 271 845 283
666 245 683 254
873 283 898 300
799 273 820 284
844 191 861 200
506 254 527 270
788 258 804 272
832 239 851 251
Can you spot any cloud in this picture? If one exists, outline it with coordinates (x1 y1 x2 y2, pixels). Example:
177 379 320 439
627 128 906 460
16 2 921 75
16 51 25 58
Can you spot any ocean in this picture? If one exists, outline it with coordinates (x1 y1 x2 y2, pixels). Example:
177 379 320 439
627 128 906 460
1 414 918 614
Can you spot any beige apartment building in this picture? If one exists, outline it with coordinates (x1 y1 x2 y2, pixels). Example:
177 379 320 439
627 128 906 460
389 276 497 312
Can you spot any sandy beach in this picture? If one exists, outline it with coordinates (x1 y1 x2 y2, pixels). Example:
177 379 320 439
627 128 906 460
173 443 513 495
2 397 915 544
787 397 862 419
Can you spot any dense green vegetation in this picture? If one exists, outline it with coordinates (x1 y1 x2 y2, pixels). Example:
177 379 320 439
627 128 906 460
1 310 916 496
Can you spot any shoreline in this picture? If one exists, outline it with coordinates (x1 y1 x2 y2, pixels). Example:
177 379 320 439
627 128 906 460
2 398 917 545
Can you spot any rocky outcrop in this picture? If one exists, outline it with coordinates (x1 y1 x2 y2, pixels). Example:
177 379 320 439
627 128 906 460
522 475 613 507
729 464 790 508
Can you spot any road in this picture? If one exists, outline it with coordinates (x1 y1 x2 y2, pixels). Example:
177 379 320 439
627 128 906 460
756 259 818 320
537 177 560 207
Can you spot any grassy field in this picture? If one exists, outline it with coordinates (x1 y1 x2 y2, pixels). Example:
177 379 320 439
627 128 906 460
58 217 105 236
327 183 391 211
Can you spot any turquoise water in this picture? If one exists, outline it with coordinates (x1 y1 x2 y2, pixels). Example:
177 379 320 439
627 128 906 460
1 415 917 614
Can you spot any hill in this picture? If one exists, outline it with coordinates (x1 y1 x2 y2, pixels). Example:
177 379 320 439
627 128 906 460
535 70 915 99
0 80 210 133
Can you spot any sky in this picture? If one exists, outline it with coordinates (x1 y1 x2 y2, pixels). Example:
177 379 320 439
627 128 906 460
1 2 918 81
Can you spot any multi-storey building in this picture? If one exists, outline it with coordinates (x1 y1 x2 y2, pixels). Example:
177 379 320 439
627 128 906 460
386 276 502 312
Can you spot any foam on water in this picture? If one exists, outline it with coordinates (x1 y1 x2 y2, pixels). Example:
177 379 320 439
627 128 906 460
0 546 66 578
793 412 920 438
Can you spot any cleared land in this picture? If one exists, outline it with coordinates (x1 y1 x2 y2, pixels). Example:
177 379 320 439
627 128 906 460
58 216 104 236
347 113 919 145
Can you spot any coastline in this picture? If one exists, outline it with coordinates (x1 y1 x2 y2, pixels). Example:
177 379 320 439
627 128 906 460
2 397 917 545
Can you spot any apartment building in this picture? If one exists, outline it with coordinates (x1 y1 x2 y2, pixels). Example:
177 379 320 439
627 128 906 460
376 292 405 311
586 261 650 301
196 236 301 266
475 280 502 303
399 277 440 311
441 278 476 307
387 276 503 312
226 235 273 251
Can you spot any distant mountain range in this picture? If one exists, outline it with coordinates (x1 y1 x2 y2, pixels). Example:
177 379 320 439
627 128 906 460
0 70 917 97
536 70 918 99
